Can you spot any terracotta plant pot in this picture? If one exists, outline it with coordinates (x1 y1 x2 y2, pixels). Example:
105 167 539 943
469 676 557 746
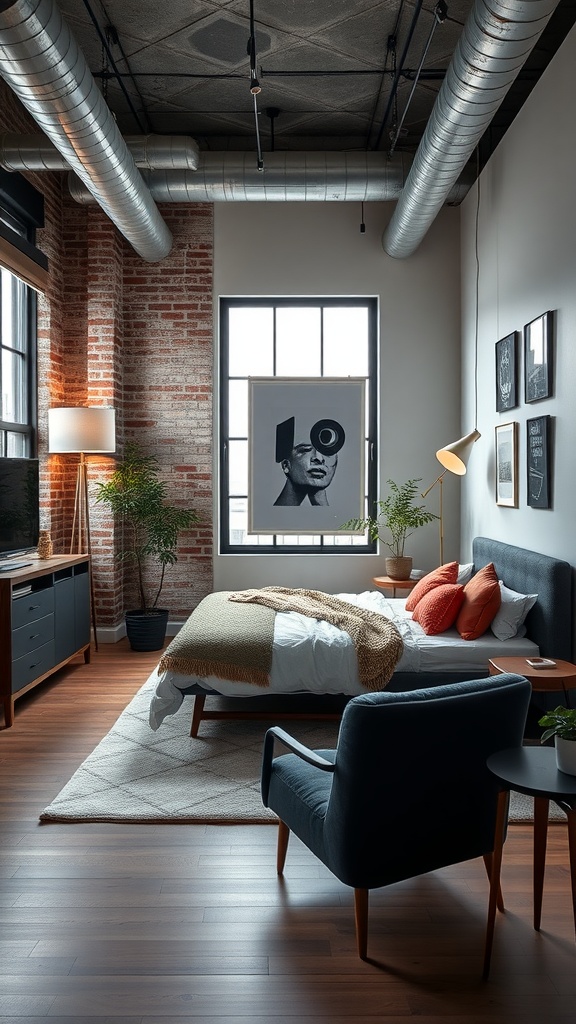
385 556 413 581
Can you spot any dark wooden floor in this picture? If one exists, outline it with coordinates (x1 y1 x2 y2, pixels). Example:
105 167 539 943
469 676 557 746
1 640 575 1022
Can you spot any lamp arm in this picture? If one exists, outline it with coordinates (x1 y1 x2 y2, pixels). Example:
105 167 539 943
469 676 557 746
421 470 447 499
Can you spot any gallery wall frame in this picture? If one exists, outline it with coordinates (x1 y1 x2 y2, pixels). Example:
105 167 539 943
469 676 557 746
524 310 553 403
495 421 518 507
495 332 518 412
248 377 366 534
526 415 551 509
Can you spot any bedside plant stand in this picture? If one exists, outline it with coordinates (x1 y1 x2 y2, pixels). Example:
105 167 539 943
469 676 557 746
372 575 418 598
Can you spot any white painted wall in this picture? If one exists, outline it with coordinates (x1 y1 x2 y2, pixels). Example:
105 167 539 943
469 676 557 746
213 200 462 592
460 23 576 604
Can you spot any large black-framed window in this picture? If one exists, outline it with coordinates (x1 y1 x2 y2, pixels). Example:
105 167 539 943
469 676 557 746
219 296 378 554
0 179 42 459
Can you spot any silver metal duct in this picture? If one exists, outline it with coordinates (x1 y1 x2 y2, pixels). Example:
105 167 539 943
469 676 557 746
0 132 200 171
66 152 474 204
0 0 172 262
382 0 561 259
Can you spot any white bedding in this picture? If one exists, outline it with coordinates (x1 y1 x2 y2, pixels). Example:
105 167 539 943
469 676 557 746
148 590 538 729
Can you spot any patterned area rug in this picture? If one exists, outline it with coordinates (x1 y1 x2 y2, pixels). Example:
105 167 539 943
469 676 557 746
40 671 566 825
39 671 341 824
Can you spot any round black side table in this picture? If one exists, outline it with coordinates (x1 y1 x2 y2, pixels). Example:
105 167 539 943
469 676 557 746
487 746 576 939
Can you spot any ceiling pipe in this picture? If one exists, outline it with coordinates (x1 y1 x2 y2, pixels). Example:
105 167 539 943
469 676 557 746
0 133 201 171
65 151 475 205
382 0 561 259
0 0 172 263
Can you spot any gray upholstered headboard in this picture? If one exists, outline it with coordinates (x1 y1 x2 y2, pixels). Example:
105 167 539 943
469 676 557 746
472 537 573 660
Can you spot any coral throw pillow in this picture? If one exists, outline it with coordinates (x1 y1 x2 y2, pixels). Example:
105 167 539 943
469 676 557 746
456 562 501 640
412 583 465 635
405 561 459 612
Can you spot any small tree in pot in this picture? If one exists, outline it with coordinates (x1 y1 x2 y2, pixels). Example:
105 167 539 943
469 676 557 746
342 478 437 579
95 442 200 651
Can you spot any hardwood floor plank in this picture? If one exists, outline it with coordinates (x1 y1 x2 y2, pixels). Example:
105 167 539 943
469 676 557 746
1 640 575 1020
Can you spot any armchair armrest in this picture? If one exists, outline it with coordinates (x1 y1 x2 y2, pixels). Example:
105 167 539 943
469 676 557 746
261 725 336 806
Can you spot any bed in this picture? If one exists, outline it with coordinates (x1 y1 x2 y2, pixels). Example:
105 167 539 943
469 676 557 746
148 537 573 736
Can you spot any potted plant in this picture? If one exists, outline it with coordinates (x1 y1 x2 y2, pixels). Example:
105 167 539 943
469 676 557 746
342 478 437 579
95 442 200 652
539 706 576 776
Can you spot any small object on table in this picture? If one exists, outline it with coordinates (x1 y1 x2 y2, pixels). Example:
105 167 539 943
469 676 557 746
486 745 576 945
372 575 418 598
489 656 576 698
37 530 53 559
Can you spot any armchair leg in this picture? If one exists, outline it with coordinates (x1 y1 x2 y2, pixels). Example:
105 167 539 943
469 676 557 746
277 819 290 875
354 888 369 960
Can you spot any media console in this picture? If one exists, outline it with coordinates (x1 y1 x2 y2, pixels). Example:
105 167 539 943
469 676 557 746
0 554 91 728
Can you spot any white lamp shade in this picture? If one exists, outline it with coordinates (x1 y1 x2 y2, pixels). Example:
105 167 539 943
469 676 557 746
436 428 481 476
48 407 116 454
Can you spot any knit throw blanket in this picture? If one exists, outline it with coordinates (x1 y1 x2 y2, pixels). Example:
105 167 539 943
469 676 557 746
158 587 403 692
157 591 275 687
230 587 403 692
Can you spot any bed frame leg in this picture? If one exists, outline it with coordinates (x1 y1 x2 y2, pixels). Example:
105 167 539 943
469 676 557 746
190 694 206 737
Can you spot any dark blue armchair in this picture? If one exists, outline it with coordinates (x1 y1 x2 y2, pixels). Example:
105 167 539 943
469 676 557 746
261 673 531 973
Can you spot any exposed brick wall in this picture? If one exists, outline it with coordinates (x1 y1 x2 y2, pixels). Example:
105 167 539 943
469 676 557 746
0 80 214 630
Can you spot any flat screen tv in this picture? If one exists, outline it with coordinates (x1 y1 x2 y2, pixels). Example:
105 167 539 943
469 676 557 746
0 457 40 558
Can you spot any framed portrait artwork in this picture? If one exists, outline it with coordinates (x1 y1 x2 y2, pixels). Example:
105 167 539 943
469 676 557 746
495 332 518 412
524 311 553 403
248 377 366 534
495 422 518 507
526 415 551 509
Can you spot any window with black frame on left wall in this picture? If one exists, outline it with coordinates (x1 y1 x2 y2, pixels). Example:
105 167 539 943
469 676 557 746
0 173 45 459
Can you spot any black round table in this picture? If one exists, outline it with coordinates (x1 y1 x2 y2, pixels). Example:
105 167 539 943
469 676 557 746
487 746 576 937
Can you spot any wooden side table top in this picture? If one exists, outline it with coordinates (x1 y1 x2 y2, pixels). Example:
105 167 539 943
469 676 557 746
372 575 418 593
489 656 576 692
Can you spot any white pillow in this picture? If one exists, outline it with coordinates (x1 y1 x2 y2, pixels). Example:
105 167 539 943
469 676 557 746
457 563 474 585
490 582 537 641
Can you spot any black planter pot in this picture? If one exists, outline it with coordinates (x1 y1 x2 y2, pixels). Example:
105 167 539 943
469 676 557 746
125 608 169 652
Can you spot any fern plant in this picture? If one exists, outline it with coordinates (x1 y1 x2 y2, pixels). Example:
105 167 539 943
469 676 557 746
95 442 200 612
342 478 437 557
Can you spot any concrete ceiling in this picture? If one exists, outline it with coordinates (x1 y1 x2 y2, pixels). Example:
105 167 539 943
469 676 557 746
56 0 576 169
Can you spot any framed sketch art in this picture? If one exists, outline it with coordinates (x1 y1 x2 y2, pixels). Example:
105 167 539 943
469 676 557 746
495 422 518 507
524 311 553 403
527 415 551 509
248 377 365 534
495 332 518 412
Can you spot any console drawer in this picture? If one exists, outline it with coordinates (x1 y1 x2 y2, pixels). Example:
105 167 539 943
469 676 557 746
12 640 56 693
12 588 55 629
11 613 55 661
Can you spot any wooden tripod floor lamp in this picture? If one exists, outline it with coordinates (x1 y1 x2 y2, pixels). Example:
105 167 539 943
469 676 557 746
48 406 116 650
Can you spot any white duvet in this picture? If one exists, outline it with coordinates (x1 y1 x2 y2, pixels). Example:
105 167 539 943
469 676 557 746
148 591 538 729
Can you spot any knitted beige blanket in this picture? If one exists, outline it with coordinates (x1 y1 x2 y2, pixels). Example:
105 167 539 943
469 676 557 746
230 587 403 691
157 591 275 687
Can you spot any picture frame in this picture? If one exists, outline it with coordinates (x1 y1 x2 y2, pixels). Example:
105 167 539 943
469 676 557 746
495 332 518 412
526 415 551 509
524 311 553 403
248 377 366 534
495 421 518 507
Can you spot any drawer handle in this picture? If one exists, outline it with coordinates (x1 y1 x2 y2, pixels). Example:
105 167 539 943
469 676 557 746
28 604 41 611
29 633 41 639
28 661 40 669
